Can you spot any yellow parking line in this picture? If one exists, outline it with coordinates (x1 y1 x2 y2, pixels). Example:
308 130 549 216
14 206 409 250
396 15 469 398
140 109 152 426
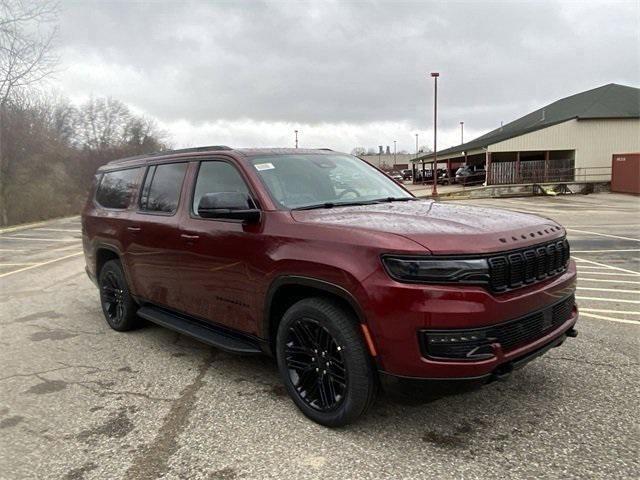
573 256 640 275
576 296 640 304
567 229 640 242
0 252 83 278
580 312 639 325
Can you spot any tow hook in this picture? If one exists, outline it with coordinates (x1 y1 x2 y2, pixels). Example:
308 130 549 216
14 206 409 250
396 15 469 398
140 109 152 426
491 363 513 382
566 328 578 338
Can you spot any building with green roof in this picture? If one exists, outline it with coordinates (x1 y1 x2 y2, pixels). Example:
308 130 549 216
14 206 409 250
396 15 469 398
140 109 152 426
413 83 639 184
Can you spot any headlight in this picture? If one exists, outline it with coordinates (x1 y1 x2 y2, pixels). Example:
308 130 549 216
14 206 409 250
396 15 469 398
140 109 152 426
382 256 490 284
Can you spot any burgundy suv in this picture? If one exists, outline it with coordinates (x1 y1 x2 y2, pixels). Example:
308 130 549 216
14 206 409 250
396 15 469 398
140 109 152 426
82 146 578 426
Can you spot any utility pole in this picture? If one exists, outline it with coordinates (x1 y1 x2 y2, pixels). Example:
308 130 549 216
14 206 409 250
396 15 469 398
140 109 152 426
430 72 439 196
415 133 419 157
294 130 298 148
460 121 464 144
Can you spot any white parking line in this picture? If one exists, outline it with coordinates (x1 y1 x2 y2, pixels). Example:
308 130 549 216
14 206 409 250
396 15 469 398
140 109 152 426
573 256 640 275
35 228 80 233
0 248 25 252
572 249 640 253
577 287 639 294
0 236 77 242
579 278 640 285
580 312 639 325
0 263 38 266
567 229 640 242
0 252 83 278
576 296 640 304
576 271 640 277
580 308 640 315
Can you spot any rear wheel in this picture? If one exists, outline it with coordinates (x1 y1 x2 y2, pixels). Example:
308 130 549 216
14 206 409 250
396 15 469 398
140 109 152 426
98 260 139 331
276 297 377 427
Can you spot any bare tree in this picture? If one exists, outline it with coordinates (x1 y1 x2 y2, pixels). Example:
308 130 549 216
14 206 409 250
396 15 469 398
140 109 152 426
0 0 58 105
0 0 59 225
350 147 366 156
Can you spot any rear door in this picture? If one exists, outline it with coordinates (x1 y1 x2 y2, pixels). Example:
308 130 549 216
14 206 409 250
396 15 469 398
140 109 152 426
124 161 189 310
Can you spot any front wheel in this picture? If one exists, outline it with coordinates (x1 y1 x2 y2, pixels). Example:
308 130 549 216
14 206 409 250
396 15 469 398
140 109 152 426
276 298 377 427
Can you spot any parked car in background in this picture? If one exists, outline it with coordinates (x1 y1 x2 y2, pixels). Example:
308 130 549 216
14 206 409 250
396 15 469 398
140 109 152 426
83 146 578 427
401 169 413 180
387 171 404 184
455 165 486 186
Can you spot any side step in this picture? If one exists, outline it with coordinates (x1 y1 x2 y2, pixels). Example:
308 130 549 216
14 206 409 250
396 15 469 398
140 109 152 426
137 305 262 354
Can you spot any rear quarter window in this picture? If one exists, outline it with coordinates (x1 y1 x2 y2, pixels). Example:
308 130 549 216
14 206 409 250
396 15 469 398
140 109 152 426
95 168 143 209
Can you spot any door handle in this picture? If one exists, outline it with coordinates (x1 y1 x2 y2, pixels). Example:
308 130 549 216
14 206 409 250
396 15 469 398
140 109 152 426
180 233 200 240
127 226 142 232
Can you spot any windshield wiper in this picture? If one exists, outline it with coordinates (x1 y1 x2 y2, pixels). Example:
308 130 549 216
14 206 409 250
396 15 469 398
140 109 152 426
373 197 418 203
293 200 379 211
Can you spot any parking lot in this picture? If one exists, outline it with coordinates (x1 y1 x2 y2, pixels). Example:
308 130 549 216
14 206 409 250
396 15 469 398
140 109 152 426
0 193 638 480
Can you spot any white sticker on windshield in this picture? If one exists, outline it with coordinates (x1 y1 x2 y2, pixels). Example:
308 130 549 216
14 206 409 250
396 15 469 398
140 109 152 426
254 162 275 171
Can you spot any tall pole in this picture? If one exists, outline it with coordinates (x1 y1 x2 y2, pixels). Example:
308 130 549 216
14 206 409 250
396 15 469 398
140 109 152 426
393 140 397 165
415 133 419 157
460 121 464 144
294 130 298 149
431 72 439 196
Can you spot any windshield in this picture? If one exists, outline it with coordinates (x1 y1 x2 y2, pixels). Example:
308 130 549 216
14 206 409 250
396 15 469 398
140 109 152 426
250 154 413 209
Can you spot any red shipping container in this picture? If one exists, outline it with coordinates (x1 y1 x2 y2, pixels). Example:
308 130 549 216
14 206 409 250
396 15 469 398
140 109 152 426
611 153 640 194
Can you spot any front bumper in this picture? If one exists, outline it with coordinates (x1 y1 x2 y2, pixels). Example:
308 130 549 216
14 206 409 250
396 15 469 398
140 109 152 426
359 260 578 379
380 322 578 392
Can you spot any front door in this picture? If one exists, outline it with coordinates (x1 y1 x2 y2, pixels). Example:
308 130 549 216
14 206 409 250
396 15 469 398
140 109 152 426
177 159 263 336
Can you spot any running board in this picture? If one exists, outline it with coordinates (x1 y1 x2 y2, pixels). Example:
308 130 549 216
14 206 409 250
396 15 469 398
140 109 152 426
137 305 262 354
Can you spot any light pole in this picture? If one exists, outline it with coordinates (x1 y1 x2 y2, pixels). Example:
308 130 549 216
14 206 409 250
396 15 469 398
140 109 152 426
460 121 464 144
393 140 397 165
415 133 419 157
294 130 298 148
430 72 439 196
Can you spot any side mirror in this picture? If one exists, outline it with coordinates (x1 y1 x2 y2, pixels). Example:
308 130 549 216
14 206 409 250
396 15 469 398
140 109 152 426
197 192 260 223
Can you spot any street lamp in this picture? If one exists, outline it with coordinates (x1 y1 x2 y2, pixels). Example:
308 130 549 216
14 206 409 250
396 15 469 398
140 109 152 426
393 140 397 165
430 72 439 196
294 130 298 148
460 121 464 144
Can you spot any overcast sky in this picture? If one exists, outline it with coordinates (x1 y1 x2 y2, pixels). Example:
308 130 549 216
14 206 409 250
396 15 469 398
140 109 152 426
51 0 640 153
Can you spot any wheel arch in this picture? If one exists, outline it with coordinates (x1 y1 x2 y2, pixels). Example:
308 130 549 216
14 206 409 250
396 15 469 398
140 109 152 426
262 276 367 354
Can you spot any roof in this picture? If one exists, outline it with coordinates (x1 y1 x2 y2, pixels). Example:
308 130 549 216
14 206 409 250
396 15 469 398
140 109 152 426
103 146 339 170
416 83 640 161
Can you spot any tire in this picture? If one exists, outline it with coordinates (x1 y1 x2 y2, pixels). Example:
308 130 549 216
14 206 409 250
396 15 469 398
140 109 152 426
98 259 139 331
275 297 377 427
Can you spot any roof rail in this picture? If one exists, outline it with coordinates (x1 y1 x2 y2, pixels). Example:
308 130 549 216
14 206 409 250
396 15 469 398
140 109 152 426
108 145 233 164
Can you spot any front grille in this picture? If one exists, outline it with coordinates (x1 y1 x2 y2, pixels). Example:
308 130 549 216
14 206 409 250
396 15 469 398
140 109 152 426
421 294 575 360
488 238 570 292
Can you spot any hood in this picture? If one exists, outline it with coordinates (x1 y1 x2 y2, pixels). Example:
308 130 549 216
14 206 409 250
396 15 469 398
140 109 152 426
290 200 564 255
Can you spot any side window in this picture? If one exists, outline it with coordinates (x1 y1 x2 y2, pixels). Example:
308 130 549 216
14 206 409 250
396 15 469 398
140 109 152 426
192 161 250 215
95 168 142 209
140 163 187 213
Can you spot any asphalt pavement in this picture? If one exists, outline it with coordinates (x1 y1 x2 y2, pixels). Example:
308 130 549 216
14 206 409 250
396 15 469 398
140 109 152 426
0 192 638 479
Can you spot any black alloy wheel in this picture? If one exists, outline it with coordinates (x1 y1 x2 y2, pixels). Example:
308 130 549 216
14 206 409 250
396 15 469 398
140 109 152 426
98 260 139 331
276 297 377 427
284 318 347 412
